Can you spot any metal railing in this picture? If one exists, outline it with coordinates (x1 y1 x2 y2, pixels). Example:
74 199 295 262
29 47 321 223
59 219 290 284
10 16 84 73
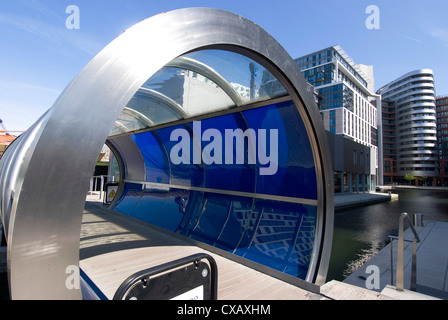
388 212 421 291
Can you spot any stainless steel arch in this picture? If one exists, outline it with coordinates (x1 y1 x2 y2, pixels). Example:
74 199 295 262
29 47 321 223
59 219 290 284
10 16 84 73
0 8 333 299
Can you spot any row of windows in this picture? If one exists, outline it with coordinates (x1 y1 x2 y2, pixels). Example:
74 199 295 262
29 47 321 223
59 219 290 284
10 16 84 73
399 146 437 152
383 83 434 102
398 105 435 115
398 120 436 127
400 160 437 165
333 51 368 88
295 49 334 70
399 154 439 159
399 113 435 121
396 95 435 108
436 98 448 105
400 140 436 146
399 167 438 172
342 109 375 147
384 149 396 156
399 126 437 134
384 73 433 92
437 111 448 118
337 70 368 99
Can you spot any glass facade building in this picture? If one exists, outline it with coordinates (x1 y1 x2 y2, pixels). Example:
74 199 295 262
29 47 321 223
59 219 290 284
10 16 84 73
295 45 379 192
437 95 448 185
377 69 439 184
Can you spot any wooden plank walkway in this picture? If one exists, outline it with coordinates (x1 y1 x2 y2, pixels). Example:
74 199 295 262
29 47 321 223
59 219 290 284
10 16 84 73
79 201 326 300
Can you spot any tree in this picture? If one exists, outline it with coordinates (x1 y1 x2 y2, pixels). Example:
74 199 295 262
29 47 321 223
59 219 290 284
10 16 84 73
404 173 415 185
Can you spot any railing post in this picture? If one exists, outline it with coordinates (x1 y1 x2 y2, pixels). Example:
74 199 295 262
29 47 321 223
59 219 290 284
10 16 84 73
389 237 394 286
100 175 104 201
394 212 420 292
396 213 405 291
411 238 417 291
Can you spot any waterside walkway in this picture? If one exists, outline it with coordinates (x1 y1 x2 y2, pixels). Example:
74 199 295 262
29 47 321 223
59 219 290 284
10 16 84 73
343 220 448 299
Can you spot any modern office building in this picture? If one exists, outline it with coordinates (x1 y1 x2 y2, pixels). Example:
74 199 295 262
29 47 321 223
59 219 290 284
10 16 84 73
377 69 439 185
295 45 379 192
437 95 448 186
380 99 398 184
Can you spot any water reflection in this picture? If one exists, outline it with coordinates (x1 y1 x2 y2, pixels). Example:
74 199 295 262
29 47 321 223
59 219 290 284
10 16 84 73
328 189 448 281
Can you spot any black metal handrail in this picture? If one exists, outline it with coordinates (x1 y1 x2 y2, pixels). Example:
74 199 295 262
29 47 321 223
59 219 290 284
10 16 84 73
113 253 218 300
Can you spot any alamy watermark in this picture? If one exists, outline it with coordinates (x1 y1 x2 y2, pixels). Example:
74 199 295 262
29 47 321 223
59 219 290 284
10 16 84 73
66 5 80 30
365 265 380 290
365 5 380 30
169 121 279 176
66 265 80 290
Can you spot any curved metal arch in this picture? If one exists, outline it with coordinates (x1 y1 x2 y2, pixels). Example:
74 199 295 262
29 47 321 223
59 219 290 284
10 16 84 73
0 8 333 299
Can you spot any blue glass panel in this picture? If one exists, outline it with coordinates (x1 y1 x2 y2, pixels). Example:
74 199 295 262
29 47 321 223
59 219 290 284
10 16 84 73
183 193 253 250
236 199 317 279
155 124 205 187
113 182 144 216
112 99 319 280
243 100 318 200
130 186 189 232
200 114 256 192
131 131 170 184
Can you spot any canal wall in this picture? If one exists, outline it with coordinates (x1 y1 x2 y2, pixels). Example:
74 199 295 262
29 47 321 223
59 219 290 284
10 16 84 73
380 185 448 192
334 192 394 211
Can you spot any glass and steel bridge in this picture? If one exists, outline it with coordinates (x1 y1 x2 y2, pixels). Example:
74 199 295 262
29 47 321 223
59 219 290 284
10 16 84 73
0 8 334 299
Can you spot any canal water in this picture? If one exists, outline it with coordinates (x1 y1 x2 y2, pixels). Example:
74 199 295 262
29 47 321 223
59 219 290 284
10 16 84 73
327 188 448 282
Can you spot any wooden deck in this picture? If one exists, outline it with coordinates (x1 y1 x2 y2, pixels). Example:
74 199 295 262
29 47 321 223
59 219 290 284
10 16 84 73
79 201 325 300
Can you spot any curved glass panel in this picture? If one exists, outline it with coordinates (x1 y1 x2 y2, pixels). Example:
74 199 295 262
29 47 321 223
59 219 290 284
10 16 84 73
109 49 288 136
238 199 317 279
113 182 144 215
183 50 287 104
112 100 319 279
200 113 256 192
127 92 183 125
142 67 236 117
243 100 318 200
130 187 189 231
131 131 170 184
110 49 319 280
155 124 206 188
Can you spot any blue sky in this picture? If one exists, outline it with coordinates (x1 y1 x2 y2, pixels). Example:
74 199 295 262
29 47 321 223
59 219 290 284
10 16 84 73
1 0 447 132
